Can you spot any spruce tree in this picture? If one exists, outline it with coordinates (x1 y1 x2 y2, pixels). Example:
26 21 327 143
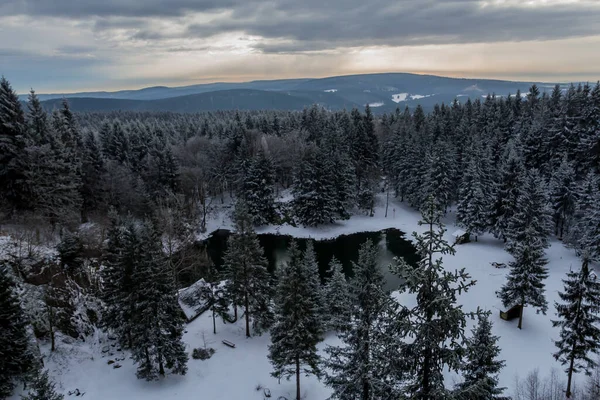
325 240 394 400
0 76 28 212
391 196 478 400
222 203 273 337
293 147 336 226
497 232 549 330
488 144 524 241
456 147 487 241
456 314 508 400
552 259 600 398
130 220 188 380
567 172 600 261
81 131 106 220
268 241 322 400
239 152 276 225
323 257 351 332
549 157 577 238
505 168 552 256
301 240 326 335
423 143 455 213
100 217 139 348
22 369 64 400
0 262 35 398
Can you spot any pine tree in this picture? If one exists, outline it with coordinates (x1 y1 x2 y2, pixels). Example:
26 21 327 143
222 203 274 337
456 314 508 399
549 157 577 238
567 172 600 261
0 262 35 398
268 241 322 400
488 144 525 241
100 217 139 349
323 257 351 332
497 232 549 330
293 147 337 226
423 142 455 213
301 240 326 336
552 259 600 398
391 196 478 400
0 76 28 212
21 369 64 400
130 220 188 380
81 131 106 220
505 168 552 256
57 232 84 277
239 152 276 225
456 146 487 241
325 240 394 400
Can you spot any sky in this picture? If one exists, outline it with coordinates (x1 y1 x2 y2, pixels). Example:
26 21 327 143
1 0 599 94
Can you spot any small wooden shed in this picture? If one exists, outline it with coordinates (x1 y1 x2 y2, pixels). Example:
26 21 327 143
500 304 523 321
452 229 470 245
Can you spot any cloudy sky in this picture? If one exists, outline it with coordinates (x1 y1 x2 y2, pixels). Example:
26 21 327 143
1 0 599 93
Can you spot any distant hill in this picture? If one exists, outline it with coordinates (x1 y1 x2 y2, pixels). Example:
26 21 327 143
31 72 569 113
38 89 319 113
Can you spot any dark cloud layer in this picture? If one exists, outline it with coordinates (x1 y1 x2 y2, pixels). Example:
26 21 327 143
2 0 599 52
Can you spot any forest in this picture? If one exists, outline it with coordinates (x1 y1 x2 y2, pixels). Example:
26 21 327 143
2 75 600 399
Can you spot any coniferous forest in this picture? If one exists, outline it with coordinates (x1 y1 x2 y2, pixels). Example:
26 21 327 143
2 75 600 399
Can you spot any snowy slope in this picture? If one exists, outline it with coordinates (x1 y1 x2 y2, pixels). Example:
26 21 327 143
9 193 590 399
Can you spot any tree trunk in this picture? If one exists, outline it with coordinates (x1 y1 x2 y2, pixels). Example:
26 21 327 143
385 184 390 218
518 303 524 330
49 306 55 352
296 355 301 400
212 309 217 334
244 292 251 337
159 355 165 376
566 347 576 398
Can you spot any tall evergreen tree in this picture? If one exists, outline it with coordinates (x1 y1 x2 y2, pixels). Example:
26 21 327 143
455 314 508 400
301 240 326 335
497 231 549 330
488 144 525 241
456 144 487 241
391 196 478 400
325 240 394 400
323 257 351 332
100 216 139 348
505 168 552 256
549 157 577 238
293 147 337 226
239 152 276 225
567 172 600 261
130 220 188 380
0 76 28 212
0 262 36 398
222 203 273 337
552 259 600 398
268 241 322 400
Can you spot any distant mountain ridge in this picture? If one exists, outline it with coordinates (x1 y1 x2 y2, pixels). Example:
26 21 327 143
27 72 573 113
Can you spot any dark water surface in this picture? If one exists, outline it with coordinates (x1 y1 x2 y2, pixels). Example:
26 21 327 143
204 228 419 291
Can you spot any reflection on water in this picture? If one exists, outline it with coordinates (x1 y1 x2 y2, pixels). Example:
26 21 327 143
204 228 419 291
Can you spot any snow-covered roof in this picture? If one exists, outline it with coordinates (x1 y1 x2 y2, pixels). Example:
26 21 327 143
452 229 467 237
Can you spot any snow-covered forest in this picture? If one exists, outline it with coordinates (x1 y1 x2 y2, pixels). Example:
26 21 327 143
2 75 600 400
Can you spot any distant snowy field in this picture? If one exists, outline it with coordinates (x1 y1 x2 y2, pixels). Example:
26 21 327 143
8 193 588 399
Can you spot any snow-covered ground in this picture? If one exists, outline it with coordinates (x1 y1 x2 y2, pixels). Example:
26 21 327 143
9 193 591 399
392 93 409 103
